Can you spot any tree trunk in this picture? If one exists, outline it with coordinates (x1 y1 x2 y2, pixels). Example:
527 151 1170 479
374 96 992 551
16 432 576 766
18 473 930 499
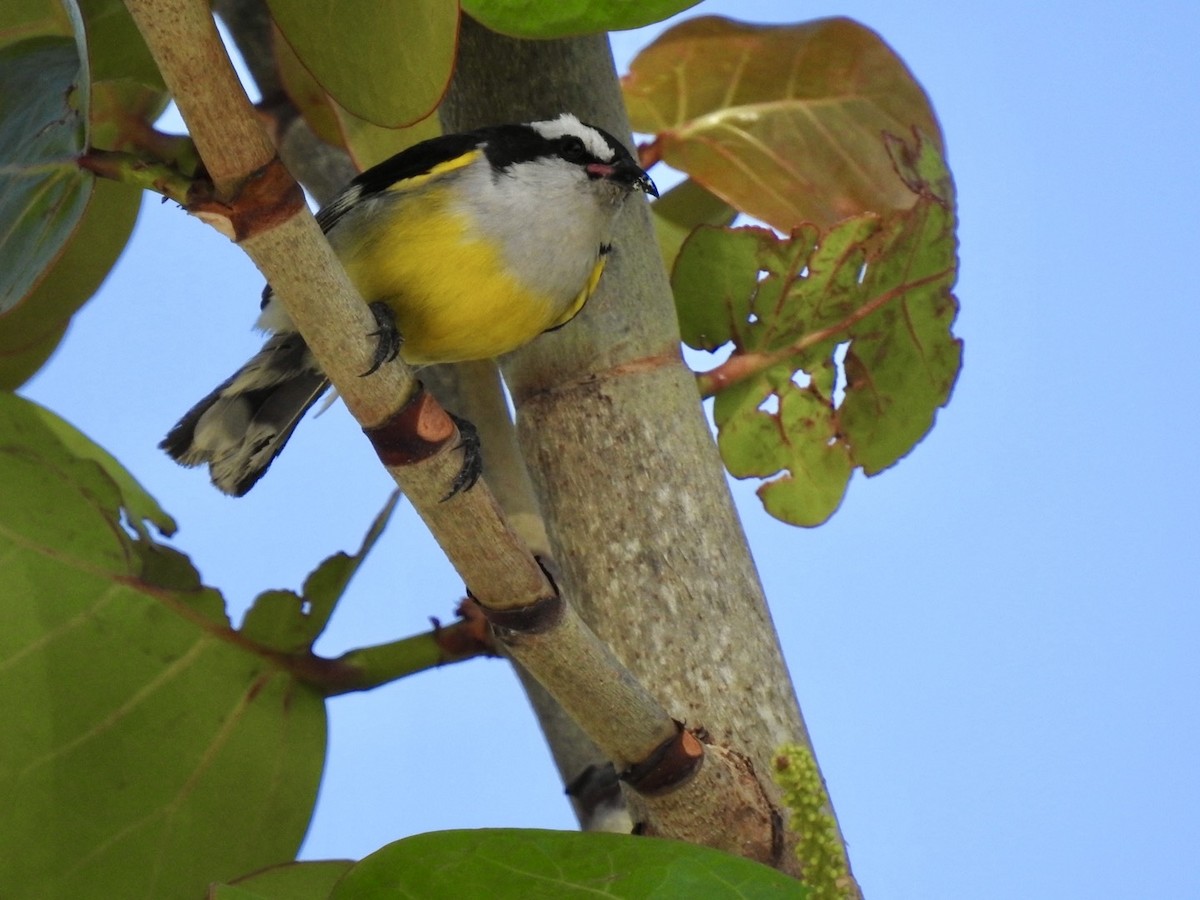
440 18 855 883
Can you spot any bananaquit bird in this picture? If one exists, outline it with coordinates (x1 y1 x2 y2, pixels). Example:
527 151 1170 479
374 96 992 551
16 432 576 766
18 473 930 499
161 114 657 496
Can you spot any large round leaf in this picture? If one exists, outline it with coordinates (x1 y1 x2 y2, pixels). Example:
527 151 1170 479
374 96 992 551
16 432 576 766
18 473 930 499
462 0 701 38
273 24 443 174
0 178 140 389
0 0 72 42
330 829 807 898
0 36 91 315
0 393 329 899
624 17 944 230
266 0 458 127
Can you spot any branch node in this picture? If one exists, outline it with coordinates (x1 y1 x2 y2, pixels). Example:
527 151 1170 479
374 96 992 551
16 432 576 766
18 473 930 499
477 592 564 636
187 156 305 242
363 382 457 467
431 600 497 658
621 722 705 796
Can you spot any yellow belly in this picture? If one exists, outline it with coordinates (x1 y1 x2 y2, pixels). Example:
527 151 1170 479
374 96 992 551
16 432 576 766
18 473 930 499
334 188 572 365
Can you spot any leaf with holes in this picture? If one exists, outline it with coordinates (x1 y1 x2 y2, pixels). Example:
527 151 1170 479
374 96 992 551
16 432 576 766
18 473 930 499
674 132 961 526
624 16 943 230
0 392 327 899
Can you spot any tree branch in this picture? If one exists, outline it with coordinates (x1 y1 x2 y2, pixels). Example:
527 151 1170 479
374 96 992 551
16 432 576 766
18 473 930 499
124 0 693 819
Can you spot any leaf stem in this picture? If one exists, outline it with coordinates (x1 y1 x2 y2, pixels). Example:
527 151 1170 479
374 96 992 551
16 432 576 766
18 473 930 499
316 613 497 696
77 148 198 204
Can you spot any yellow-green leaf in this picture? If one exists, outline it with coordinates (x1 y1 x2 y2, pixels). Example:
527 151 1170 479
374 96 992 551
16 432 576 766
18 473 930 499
0 393 326 899
0 0 72 44
272 21 441 172
625 17 943 231
75 0 164 89
271 19 343 147
335 105 443 172
266 0 458 128
462 0 701 39
241 493 398 653
224 861 355 899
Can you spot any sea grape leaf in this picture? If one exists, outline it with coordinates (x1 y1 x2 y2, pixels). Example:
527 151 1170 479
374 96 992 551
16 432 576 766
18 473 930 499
0 177 140 388
221 860 356 899
0 36 92 315
75 0 164 88
674 132 961 526
0 0 72 42
462 0 702 39
0 393 327 899
31 398 175 539
625 17 943 231
0 5 162 385
650 177 736 271
241 493 399 653
266 0 457 127
272 21 442 173
330 829 807 899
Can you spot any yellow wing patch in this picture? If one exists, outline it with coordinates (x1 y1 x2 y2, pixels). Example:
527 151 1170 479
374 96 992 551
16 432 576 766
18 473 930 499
386 150 483 193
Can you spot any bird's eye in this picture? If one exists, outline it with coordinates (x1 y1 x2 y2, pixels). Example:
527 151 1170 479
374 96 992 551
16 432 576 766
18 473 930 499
560 136 588 163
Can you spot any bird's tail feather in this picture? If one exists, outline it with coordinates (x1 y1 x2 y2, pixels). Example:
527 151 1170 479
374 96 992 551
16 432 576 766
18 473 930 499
161 332 329 496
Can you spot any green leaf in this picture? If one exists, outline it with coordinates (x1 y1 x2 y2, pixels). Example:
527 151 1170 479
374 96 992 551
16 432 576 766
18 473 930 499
0 393 326 900
266 0 457 128
675 132 961 526
225 860 355 899
334 106 443 173
330 829 807 898
271 20 344 147
272 18 443 171
241 492 399 653
837 133 961 476
0 0 73 43
31 399 176 539
713 366 853 527
0 36 92 315
624 17 943 231
461 0 701 39
0 176 140 388
672 225 790 352
75 0 164 88
0 7 160 380
652 177 735 273
209 888 274 900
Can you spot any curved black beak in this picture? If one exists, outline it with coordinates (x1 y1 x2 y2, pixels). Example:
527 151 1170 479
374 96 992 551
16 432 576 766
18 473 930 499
589 159 659 197
622 159 659 197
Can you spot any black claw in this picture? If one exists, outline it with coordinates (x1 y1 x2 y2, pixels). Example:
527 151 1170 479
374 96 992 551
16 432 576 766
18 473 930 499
362 301 404 377
442 413 482 501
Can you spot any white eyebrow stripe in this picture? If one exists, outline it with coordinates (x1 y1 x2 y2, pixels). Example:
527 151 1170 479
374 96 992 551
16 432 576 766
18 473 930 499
530 113 615 161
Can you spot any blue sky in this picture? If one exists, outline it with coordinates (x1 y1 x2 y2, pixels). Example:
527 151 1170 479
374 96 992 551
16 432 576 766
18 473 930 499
20 0 1200 897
